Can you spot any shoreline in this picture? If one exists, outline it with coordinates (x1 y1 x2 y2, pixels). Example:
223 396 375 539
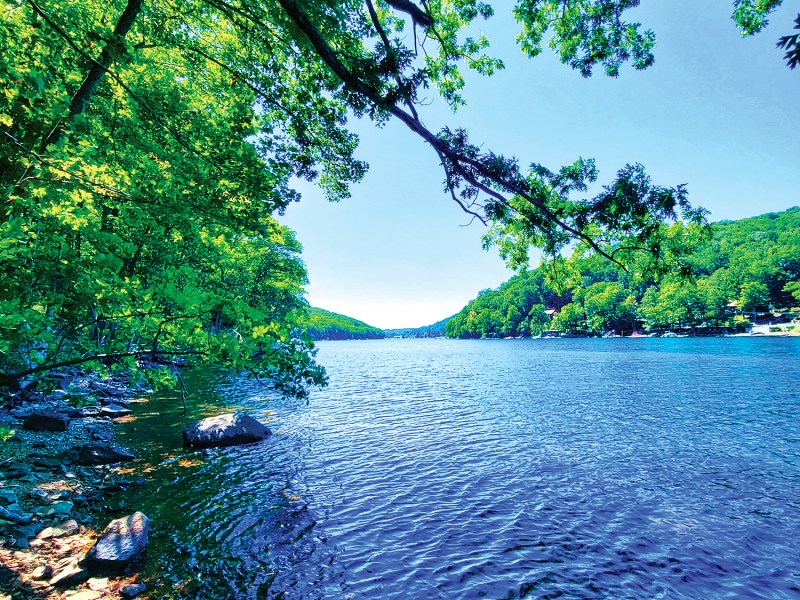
0 370 150 599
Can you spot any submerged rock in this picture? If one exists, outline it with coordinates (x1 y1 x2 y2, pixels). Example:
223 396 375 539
86 512 150 568
23 410 70 431
76 443 136 465
182 413 272 448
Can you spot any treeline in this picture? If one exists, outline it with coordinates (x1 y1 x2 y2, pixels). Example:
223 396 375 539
446 208 800 338
301 308 385 341
385 315 454 338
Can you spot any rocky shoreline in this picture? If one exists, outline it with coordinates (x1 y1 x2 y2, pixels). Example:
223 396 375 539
0 371 152 599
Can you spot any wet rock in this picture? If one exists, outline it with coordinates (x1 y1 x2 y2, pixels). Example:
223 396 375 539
120 583 147 598
86 512 150 568
49 559 91 587
0 489 17 506
76 443 136 465
23 410 70 431
183 413 272 448
99 403 132 418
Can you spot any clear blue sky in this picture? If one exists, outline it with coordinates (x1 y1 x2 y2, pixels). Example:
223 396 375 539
280 1 799 329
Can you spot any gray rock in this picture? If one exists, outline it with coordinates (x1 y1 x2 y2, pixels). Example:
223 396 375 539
36 519 78 539
49 559 90 587
76 443 136 465
120 583 147 598
0 489 16 506
182 413 272 448
99 403 132 418
34 500 72 517
87 512 150 567
23 410 69 432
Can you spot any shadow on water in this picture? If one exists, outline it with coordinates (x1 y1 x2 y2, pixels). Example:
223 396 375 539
114 371 332 600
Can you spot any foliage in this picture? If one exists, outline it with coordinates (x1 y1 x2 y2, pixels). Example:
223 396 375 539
0 426 15 442
447 207 800 337
300 307 385 340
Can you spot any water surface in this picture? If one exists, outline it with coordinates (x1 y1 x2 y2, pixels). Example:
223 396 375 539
117 338 800 598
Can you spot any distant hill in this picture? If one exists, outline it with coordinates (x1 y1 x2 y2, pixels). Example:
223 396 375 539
301 307 385 340
445 207 800 338
384 315 454 338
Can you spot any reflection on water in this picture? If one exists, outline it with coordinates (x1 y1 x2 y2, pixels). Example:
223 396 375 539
117 338 800 599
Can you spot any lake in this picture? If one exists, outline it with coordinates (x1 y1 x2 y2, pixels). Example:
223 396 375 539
117 338 800 599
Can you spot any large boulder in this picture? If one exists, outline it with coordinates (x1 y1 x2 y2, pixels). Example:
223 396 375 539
182 413 271 448
23 410 69 432
77 443 136 465
86 512 150 568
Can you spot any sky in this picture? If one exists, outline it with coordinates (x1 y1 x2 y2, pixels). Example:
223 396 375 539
279 1 799 330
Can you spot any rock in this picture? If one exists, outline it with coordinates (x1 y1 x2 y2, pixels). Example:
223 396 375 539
23 410 70 432
182 413 272 448
49 559 91 587
6 462 31 478
58 407 86 419
99 403 132 418
0 504 32 524
0 489 17 506
30 488 50 503
120 583 147 598
31 564 53 580
34 500 73 517
86 512 150 568
87 576 109 590
65 590 102 600
76 443 136 465
36 519 78 539
32 456 62 469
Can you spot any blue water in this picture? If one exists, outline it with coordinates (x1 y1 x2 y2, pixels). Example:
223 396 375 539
118 338 800 599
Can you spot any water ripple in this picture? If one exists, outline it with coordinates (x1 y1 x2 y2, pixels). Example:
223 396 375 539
119 338 800 599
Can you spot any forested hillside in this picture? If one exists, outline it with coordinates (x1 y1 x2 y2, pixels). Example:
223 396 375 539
301 308 384 341
447 208 800 338
385 315 454 338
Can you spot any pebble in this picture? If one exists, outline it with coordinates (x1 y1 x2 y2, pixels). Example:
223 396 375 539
0 489 18 505
121 582 147 598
